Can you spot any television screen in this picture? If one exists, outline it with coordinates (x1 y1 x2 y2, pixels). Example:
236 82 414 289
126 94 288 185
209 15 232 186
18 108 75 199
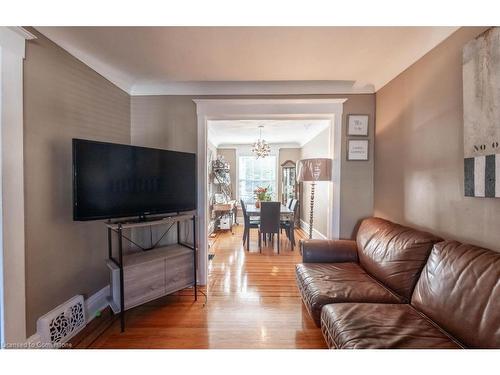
73 139 196 221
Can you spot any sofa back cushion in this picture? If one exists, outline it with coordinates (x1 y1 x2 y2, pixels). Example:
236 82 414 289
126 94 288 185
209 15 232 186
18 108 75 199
356 217 442 300
411 241 500 348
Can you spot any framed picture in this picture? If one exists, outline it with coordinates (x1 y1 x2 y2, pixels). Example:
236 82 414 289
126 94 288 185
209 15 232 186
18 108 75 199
347 114 369 136
347 139 369 161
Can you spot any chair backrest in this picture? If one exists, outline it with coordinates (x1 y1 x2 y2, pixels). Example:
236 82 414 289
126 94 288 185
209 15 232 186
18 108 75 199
289 199 298 213
356 217 442 300
286 198 293 209
240 199 250 225
411 241 500 348
260 201 281 233
240 199 248 217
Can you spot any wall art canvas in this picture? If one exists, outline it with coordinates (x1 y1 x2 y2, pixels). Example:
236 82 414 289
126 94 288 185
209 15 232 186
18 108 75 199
463 27 500 197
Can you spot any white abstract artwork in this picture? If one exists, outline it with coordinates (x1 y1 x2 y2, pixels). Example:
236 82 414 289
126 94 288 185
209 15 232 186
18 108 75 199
463 27 500 197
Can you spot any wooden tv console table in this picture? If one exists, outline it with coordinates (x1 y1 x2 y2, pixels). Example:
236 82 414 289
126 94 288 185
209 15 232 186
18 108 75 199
105 213 197 332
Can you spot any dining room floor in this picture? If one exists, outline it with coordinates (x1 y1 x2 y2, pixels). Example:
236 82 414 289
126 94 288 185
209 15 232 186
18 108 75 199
77 225 326 349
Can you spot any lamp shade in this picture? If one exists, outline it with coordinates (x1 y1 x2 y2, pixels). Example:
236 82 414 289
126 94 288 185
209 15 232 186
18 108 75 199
296 158 332 182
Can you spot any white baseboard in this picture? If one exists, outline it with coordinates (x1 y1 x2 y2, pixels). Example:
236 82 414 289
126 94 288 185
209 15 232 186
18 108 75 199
25 285 111 347
85 285 110 323
300 219 327 240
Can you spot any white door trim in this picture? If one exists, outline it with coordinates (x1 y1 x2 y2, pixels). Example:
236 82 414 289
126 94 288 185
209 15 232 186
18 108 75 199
0 27 35 346
194 98 346 285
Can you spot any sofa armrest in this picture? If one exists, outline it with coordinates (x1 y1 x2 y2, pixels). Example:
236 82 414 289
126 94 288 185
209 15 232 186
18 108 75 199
301 239 358 263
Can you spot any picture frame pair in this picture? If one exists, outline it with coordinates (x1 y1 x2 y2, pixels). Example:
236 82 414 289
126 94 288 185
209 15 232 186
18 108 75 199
347 114 369 161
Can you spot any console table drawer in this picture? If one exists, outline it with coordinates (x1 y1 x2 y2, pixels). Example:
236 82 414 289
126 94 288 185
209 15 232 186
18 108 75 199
124 260 166 309
107 244 195 313
166 251 194 294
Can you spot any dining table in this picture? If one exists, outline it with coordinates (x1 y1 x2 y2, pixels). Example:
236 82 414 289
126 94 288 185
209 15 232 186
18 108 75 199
245 203 295 248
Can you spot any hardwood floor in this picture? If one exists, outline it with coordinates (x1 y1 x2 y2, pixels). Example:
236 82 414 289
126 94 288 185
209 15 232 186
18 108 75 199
84 225 326 349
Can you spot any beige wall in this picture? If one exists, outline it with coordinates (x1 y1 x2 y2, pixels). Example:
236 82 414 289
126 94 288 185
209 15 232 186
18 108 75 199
339 96 375 238
374 27 500 251
130 96 197 248
300 129 330 236
131 96 197 153
24 29 131 335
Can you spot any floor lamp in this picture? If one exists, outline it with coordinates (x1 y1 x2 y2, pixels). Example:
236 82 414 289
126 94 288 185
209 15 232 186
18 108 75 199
297 158 332 239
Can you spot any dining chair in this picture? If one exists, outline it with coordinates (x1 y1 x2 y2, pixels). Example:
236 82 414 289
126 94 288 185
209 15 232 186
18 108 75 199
240 200 259 251
280 199 298 250
258 201 281 254
285 198 293 209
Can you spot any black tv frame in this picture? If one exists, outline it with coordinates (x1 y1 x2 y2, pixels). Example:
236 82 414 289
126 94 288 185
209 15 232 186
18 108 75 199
72 138 197 221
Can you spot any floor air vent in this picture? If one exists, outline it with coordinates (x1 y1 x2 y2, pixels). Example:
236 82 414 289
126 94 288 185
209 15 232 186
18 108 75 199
37 295 86 347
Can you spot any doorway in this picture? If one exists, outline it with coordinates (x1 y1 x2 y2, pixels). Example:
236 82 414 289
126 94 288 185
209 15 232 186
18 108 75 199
194 99 346 287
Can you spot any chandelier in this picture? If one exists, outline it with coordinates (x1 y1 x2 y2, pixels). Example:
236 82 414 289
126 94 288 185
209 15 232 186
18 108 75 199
251 125 271 158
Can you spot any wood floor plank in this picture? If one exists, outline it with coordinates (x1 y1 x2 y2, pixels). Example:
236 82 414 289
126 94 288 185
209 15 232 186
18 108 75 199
87 226 326 349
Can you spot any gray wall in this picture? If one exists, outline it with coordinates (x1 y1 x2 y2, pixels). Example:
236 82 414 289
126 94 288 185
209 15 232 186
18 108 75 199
374 27 500 251
24 29 131 335
300 129 330 236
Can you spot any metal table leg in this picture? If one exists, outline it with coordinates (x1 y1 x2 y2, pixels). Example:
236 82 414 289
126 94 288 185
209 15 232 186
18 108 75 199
118 224 125 332
193 216 197 301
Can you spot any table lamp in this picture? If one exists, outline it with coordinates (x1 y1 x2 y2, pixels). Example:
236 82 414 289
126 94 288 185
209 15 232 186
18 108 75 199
296 158 332 239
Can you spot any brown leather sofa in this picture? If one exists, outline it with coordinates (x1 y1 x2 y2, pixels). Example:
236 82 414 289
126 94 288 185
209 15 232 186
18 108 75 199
296 217 500 348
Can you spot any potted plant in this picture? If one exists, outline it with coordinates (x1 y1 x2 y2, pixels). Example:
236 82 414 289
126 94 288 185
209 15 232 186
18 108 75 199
254 186 272 208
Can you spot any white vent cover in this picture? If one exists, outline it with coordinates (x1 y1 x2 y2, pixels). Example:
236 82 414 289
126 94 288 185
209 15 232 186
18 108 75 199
37 295 86 347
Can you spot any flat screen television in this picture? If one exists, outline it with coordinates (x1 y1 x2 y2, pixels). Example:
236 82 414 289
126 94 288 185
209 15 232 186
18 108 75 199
73 139 197 221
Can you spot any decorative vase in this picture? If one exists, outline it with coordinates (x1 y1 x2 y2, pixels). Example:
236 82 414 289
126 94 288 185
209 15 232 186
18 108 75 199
255 199 261 208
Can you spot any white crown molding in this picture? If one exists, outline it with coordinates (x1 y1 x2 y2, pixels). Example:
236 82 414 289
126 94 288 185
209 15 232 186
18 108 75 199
131 80 375 96
194 98 348 105
194 98 347 117
7 27 37 41
0 27 33 58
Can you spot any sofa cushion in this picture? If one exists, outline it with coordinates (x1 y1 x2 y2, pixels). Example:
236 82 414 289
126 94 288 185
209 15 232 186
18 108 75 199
295 263 403 326
356 217 442 300
321 303 461 349
411 241 500 348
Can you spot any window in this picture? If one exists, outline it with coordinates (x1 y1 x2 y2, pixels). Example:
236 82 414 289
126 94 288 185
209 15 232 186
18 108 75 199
238 155 277 204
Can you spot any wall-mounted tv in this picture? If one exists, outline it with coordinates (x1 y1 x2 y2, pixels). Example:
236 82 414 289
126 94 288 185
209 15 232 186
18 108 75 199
73 139 197 221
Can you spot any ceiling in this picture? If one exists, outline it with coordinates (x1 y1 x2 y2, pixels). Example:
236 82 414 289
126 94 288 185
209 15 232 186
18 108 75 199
35 27 458 95
208 119 330 147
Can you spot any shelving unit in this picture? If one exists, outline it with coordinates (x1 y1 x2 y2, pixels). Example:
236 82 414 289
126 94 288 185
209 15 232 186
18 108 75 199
212 160 232 202
281 160 300 227
211 157 236 232
105 213 197 332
